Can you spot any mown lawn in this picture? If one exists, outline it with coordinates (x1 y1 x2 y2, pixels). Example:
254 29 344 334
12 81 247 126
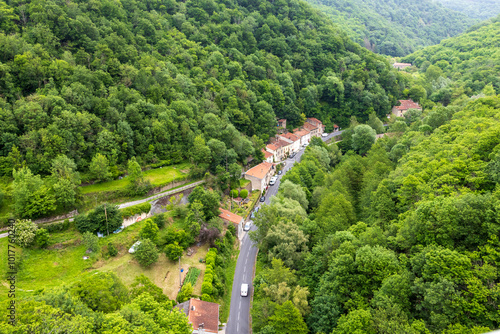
80 162 192 195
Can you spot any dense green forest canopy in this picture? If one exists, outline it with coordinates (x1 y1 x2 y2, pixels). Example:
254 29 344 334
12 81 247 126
401 14 500 105
0 0 405 180
433 0 500 20
250 92 500 333
302 0 475 56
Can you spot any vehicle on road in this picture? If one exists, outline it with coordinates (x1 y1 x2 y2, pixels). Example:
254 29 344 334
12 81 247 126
241 283 249 297
244 221 252 231
260 196 265 202
322 133 328 137
278 170 282 175
128 241 141 253
269 176 277 185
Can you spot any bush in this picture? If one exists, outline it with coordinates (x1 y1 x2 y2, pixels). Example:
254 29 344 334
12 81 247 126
41 219 71 233
14 219 37 248
240 189 248 199
230 189 239 198
134 239 159 266
76 204 122 234
82 231 100 253
108 242 118 257
35 228 50 248
201 293 212 302
176 282 193 303
152 213 166 229
201 281 213 295
164 242 183 261
139 219 159 243
120 202 151 219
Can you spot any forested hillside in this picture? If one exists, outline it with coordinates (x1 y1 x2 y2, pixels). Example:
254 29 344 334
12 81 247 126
401 14 500 105
433 0 500 20
303 0 475 56
0 0 406 218
250 92 500 333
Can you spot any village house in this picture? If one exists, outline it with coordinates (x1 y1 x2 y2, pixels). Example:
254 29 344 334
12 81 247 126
244 161 274 192
393 62 412 70
278 132 301 154
275 139 291 160
333 124 340 132
265 143 279 163
391 99 422 117
219 208 244 238
261 149 274 163
293 129 311 146
175 298 220 334
305 117 325 136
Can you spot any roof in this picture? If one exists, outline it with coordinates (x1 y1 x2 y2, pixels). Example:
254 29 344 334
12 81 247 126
307 117 323 125
394 99 421 110
245 161 273 180
293 129 310 138
280 133 299 142
176 299 219 333
275 139 291 148
219 208 243 225
333 124 339 128
302 122 317 131
266 143 278 151
277 118 286 122
261 149 273 159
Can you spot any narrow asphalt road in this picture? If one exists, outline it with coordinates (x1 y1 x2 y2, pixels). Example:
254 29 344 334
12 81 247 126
225 130 343 334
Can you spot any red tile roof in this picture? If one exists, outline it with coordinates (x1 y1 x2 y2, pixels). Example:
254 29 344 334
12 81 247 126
261 149 273 159
278 118 286 122
187 299 219 333
266 143 278 151
307 117 323 125
219 208 243 225
394 99 421 110
275 139 291 148
333 124 339 129
302 122 317 131
280 133 299 142
293 129 310 138
245 162 273 180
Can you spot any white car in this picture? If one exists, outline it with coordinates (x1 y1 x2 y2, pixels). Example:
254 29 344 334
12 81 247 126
128 241 141 254
322 133 328 137
241 283 249 297
244 221 252 231
269 176 278 185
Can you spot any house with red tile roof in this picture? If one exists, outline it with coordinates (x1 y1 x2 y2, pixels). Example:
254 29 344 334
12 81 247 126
219 208 244 237
306 117 325 136
175 298 219 334
293 129 311 146
261 149 274 163
333 124 340 131
279 133 300 153
391 99 422 117
244 161 274 192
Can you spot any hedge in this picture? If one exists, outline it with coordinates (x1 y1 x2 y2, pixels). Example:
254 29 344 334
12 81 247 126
40 219 72 233
120 202 151 219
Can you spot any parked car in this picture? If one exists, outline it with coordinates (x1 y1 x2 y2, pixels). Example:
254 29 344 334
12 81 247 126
128 241 141 254
244 221 252 231
278 170 282 175
251 211 255 219
260 196 265 202
269 176 277 185
322 132 328 137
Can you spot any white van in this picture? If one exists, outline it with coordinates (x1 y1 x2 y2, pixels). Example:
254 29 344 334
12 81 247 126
241 283 249 297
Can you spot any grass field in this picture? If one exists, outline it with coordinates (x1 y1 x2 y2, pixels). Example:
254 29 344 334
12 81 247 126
0 211 207 303
80 162 192 195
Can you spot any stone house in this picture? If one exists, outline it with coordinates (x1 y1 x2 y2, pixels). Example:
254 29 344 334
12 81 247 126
175 298 220 334
244 161 274 192
391 99 422 117
219 208 244 238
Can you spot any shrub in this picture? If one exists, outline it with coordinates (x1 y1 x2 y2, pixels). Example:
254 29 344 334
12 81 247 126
134 239 159 266
201 293 212 302
164 242 183 261
120 202 151 219
76 204 122 234
230 189 239 198
108 242 118 257
240 189 248 199
152 213 166 229
139 219 159 243
82 231 100 253
176 282 193 303
35 228 50 248
14 219 38 248
201 281 213 295
41 219 71 233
